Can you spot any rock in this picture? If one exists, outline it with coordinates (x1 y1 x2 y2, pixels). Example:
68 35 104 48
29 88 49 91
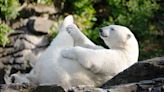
0 46 15 58
27 17 53 34
68 85 106 92
14 38 36 50
11 19 29 29
107 77 164 92
0 68 5 84
22 34 49 47
26 4 56 14
0 78 164 92
101 56 164 88
0 84 64 92
33 85 65 92
18 4 57 19
10 32 49 49
0 84 34 92
0 28 49 84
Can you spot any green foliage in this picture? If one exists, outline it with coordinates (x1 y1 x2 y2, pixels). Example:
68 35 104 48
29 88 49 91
63 0 99 44
106 0 159 39
64 0 96 30
0 24 13 46
48 29 58 42
48 17 64 41
0 0 20 20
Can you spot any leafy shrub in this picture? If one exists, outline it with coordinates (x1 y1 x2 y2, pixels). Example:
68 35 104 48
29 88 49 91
64 0 96 30
0 0 20 20
0 24 13 46
106 0 159 39
48 17 64 41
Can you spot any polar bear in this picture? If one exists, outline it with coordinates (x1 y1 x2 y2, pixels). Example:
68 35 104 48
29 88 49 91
62 24 139 76
10 15 139 89
10 15 101 88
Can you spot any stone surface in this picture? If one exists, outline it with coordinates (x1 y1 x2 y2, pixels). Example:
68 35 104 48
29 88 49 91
101 56 164 88
26 4 56 14
13 34 49 49
11 19 29 29
27 17 53 34
0 77 164 92
0 84 34 92
0 68 5 84
33 85 65 92
68 85 106 92
0 29 49 85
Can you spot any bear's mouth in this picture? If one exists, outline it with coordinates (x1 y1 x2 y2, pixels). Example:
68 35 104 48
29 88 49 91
100 32 108 37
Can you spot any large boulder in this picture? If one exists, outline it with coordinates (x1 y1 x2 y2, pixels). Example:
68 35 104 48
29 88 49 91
0 29 49 84
27 17 53 34
101 56 164 88
0 78 164 92
0 67 5 84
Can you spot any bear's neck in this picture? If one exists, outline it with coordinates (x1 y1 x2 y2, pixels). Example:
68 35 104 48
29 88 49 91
122 38 139 65
111 38 139 65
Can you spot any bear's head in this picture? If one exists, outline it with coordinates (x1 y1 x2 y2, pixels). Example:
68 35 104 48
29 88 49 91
100 25 138 49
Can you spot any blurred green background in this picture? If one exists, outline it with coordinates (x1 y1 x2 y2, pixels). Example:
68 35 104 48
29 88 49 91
0 0 163 60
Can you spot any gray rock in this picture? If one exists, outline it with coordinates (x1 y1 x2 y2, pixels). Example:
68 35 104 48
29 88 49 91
27 17 53 34
0 47 15 58
68 85 106 92
108 77 164 92
0 84 64 92
0 78 164 92
101 56 164 88
0 28 49 84
33 85 65 92
11 19 29 29
12 33 49 49
0 84 34 92
14 38 36 50
34 17 53 33
0 67 5 84
26 4 56 14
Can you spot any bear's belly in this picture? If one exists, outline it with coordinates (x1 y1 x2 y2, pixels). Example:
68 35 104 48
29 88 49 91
58 57 96 88
35 47 96 88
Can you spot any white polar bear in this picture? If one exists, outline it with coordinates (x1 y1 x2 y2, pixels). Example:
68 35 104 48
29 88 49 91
11 15 139 89
11 15 101 88
62 24 139 76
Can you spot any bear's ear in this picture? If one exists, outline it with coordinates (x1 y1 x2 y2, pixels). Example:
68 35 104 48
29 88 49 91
127 34 131 40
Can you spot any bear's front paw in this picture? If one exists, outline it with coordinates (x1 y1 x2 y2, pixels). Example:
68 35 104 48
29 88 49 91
66 24 82 40
61 48 77 60
66 24 78 34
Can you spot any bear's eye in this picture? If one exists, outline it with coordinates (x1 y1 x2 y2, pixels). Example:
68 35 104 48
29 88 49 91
110 27 115 31
127 34 131 39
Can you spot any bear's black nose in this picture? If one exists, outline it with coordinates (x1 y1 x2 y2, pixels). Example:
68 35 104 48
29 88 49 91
99 29 103 33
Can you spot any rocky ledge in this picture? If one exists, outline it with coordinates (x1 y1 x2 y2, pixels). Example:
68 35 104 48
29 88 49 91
0 56 164 92
0 77 164 92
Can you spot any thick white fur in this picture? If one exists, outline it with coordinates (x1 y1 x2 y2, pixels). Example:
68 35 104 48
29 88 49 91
62 24 139 79
11 16 139 89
